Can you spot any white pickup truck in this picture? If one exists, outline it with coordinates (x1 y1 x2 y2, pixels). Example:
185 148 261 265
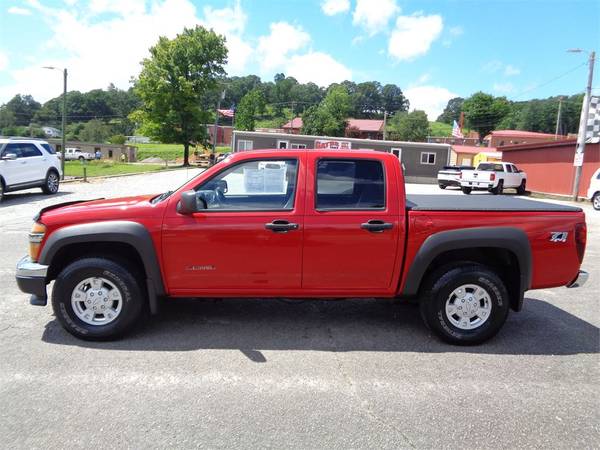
460 162 527 195
63 147 94 161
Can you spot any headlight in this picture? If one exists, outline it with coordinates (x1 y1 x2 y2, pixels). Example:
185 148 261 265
28 222 46 262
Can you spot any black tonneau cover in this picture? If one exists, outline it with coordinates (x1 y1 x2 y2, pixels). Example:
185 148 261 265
406 194 582 212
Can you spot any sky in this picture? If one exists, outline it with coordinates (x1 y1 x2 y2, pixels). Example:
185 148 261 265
0 0 598 120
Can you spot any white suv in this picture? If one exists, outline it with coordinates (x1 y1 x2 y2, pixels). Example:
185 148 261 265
0 138 62 201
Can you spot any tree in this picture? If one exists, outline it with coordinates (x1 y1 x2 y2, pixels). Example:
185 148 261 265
301 85 351 136
3 94 41 126
381 84 409 115
437 97 464 124
235 89 266 131
131 26 227 165
387 110 430 142
462 92 510 142
79 119 112 143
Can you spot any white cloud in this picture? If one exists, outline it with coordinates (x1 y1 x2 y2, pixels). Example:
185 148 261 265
388 13 443 61
504 64 520 76
483 60 520 77
417 73 431 84
493 82 514 94
449 26 463 36
8 6 32 15
257 22 311 72
0 0 253 103
404 85 458 120
321 0 350 16
287 52 352 86
353 0 399 35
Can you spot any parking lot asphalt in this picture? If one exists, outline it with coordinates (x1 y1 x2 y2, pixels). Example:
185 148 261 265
0 171 598 449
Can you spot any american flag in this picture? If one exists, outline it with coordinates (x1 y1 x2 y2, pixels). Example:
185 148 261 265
452 120 464 138
218 109 235 118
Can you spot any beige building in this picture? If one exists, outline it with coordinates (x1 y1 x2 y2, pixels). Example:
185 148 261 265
47 139 137 162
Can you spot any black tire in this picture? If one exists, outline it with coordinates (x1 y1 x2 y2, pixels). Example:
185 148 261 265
516 180 527 195
492 180 504 195
0 178 4 202
461 186 472 194
592 192 600 210
439 183 447 189
51 257 145 340
78 156 84 161
419 264 510 345
41 170 60 195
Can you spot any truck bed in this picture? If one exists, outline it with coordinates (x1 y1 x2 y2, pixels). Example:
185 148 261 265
406 194 582 212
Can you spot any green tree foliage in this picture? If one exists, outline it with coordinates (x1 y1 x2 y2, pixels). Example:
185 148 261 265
0 94 41 126
235 89 266 131
387 110 430 142
301 85 351 136
436 97 464 124
462 92 510 141
79 119 112 143
131 26 227 165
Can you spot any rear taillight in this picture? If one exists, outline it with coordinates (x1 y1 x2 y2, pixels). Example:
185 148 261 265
575 222 587 263
490 173 496 181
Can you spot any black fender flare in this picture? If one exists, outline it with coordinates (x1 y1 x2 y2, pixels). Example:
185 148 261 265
401 227 532 310
39 221 164 313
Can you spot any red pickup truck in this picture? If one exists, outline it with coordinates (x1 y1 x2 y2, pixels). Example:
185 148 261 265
16 149 588 344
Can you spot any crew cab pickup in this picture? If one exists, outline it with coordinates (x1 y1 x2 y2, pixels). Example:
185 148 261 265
15 150 588 344
63 147 94 161
460 162 527 195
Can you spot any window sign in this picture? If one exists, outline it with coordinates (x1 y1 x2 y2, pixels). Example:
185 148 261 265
314 139 352 150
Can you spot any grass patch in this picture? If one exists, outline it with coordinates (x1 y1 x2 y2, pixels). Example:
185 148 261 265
65 160 166 178
136 143 231 161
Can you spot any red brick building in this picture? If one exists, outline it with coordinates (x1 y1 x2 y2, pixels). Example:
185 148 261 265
501 139 600 198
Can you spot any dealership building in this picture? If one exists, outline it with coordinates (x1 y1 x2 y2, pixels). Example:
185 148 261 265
232 130 451 183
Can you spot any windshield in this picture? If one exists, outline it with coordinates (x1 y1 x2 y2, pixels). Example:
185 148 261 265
477 163 503 171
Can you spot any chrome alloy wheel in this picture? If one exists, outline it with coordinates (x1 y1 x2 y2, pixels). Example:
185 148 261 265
71 277 123 325
445 284 492 330
593 194 600 210
47 172 59 193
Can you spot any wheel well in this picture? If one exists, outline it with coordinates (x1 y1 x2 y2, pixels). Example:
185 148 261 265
46 167 59 177
421 247 521 311
47 241 146 282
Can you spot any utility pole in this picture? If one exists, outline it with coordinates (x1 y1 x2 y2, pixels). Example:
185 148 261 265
212 90 225 155
571 50 595 201
383 110 388 140
555 96 563 139
43 66 67 179
61 68 67 179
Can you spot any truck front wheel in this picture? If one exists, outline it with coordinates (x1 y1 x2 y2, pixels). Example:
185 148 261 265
419 264 509 345
51 257 145 341
461 186 472 194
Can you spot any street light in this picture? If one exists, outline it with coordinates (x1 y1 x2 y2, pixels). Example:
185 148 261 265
567 49 596 201
42 66 67 179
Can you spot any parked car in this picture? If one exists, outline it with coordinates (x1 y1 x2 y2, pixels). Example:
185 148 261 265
16 149 587 345
0 138 62 201
63 147 94 161
216 152 231 163
437 165 475 189
460 162 527 195
588 168 600 210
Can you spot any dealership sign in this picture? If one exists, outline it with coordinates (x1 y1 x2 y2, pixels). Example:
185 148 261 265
314 139 352 150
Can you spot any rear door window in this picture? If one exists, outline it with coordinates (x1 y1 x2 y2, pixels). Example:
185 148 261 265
316 159 385 210
20 144 43 157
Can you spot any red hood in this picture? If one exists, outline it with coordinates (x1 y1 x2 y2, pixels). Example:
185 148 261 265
40 194 165 225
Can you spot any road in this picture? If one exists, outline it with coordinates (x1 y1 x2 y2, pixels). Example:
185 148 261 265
0 171 598 448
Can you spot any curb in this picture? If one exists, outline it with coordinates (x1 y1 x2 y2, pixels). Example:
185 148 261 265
62 166 203 183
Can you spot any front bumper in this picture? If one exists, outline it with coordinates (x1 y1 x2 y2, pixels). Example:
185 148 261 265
16 256 48 305
566 270 589 288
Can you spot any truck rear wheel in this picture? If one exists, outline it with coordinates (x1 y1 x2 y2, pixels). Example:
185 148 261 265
491 180 504 195
419 264 509 345
461 187 472 194
516 180 527 195
51 257 145 341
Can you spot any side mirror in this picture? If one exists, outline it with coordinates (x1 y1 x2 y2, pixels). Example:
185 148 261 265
177 190 206 215
1 153 17 161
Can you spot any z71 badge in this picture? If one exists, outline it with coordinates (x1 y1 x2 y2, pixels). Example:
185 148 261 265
550 232 568 243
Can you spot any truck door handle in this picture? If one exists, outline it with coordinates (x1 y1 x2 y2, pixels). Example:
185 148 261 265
265 220 299 233
361 219 393 233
